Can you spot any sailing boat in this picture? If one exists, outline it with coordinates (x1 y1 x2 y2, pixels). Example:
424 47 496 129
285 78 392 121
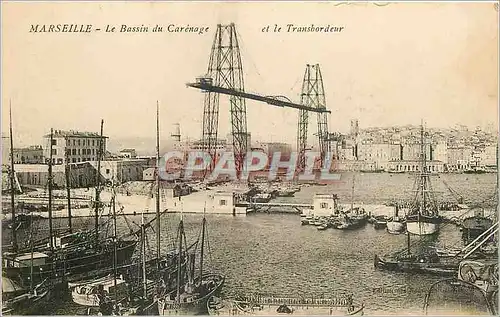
2 183 52 315
386 205 406 234
405 123 441 236
5 102 19 253
334 175 368 230
3 122 138 286
157 208 225 315
70 180 129 307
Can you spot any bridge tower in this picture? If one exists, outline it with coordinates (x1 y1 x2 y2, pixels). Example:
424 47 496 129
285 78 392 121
297 64 330 174
201 23 248 177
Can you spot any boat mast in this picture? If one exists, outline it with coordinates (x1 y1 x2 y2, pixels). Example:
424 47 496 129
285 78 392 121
176 213 184 302
112 179 118 303
350 175 355 212
48 128 54 251
29 211 35 292
8 102 17 252
156 101 161 265
199 204 206 283
141 212 147 300
65 137 72 233
420 122 427 215
94 120 104 246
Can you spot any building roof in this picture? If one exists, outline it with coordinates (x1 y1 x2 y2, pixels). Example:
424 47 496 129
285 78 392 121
44 130 108 138
14 164 63 172
15 252 49 261
13 145 43 151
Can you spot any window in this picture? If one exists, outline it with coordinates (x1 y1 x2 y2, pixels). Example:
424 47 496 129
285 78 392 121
51 149 57 155
92 140 95 146
72 158 76 163
320 202 328 209
220 199 227 206
106 169 110 174
51 139 57 146
73 140 76 146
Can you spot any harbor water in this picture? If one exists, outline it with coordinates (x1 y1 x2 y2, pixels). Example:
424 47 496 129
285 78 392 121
4 172 498 315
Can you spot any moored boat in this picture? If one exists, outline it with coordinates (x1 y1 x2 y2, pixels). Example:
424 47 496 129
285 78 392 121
157 211 225 315
317 223 328 230
71 275 128 307
373 252 459 277
461 214 494 245
1 277 52 315
386 217 405 234
404 124 441 236
157 273 225 315
372 216 387 229
406 214 440 236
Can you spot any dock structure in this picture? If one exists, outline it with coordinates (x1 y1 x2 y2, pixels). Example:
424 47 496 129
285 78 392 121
241 201 312 213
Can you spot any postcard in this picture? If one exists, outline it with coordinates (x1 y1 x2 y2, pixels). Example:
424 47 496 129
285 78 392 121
1 1 498 316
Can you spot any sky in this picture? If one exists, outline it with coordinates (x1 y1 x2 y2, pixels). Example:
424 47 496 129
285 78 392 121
2 1 499 148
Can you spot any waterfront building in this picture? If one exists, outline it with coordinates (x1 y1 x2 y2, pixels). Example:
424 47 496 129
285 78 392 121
13 146 44 164
387 160 444 173
43 130 108 165
432 141 448 163
338 146 356 161
260 142 292 155
402 142 432 161
163 188 250 215
478 145 497 167
90 159 148 184
335 160 376 172
189 138 227 151
357 143 402 170
119 148 137 158
13 162 97 188
447 146 473 171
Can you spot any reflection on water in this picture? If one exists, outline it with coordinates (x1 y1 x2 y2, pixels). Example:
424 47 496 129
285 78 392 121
5 172 497 315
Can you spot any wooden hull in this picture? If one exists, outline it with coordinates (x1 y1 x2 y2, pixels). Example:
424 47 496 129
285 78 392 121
461 217 494 244
406 215 440 235
386 221 405 234
4 240 137 286
158 273 225 316
373 254 459 276
2 288 51 315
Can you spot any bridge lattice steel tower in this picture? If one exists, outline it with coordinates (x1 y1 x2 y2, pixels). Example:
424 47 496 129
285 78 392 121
202 23 248 177
297 64 330 173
